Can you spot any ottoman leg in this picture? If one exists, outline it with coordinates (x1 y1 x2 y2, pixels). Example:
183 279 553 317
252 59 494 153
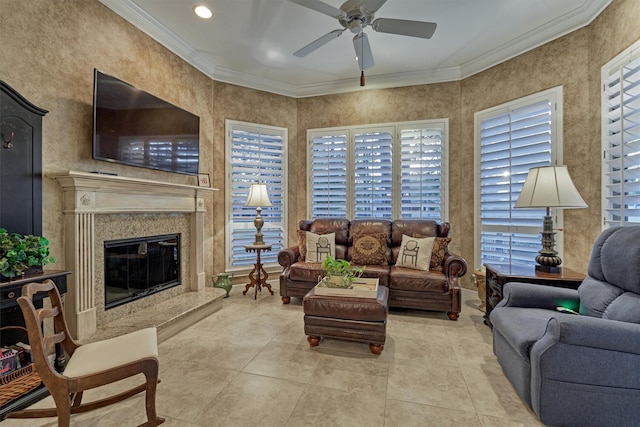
369 343 384 355
307 335 321 347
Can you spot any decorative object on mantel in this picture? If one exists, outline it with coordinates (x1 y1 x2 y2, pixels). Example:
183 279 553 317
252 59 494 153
244 183 272 245
212 272 233 297
0 228 56 280
320 255 365 288
197 173 211 187
514 165 587 273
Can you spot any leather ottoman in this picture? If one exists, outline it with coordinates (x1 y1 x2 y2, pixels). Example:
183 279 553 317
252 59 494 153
303 286 389 354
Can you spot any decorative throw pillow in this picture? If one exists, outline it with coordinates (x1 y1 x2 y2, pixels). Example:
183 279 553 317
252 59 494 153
305 231 336 263
351 232 388 266
396 234 435 270
430 237 451 271
297 230 307 262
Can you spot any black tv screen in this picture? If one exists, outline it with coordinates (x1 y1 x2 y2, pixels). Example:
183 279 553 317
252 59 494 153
92 70 199 175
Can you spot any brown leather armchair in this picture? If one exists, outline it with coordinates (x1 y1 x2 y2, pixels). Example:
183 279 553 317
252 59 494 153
278 218 467 320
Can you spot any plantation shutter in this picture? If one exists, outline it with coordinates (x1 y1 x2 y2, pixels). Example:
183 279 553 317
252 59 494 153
229 124 285 268
399 126 443 220
310 133 348 218
353 129 393 219
603 52 640 226
479 99 553 266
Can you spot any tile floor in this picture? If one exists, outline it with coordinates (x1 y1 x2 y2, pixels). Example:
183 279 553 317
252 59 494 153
2 287 544 426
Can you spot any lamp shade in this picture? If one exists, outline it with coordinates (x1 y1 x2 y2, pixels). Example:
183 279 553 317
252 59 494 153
514 166 587 209
244 183 272 208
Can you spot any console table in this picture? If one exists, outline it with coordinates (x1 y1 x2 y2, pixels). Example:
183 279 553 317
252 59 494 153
243 244 273 300
0 270 70 419
484 263 585 327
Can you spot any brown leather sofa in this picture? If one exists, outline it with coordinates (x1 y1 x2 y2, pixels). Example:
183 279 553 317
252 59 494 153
278 218 468 320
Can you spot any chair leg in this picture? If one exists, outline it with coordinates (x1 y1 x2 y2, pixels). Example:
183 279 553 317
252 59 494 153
50 391 72 427
142 361 165 426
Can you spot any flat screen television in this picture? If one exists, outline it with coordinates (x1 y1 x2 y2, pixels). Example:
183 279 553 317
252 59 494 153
92 69 199 175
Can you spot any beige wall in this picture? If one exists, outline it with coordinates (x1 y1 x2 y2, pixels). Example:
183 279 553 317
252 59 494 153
211 82 297 275
2 0 640 291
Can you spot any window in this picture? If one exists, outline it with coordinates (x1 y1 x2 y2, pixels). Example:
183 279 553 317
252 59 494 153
225 120 287 271
602 39 640 227
307 120 448 220
474 87 562 268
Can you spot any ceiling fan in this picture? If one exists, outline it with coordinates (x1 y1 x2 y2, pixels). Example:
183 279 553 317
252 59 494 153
289 0 437 86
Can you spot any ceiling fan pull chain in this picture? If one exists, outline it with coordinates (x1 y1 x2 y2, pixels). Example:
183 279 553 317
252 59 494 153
360 70 365 87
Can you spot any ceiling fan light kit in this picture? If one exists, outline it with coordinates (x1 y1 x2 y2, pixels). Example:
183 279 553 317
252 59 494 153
289 0 437 86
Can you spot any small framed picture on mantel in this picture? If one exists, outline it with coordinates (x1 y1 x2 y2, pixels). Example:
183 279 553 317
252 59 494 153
197 173 211 187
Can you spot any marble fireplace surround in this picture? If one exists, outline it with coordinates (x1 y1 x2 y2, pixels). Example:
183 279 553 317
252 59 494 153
53 171 216 339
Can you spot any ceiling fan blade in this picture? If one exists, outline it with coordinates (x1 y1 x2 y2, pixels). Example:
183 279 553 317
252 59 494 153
361 0 387 15
294 29 345 57
289 0 347 19
353 32 374 71
372 18 437 39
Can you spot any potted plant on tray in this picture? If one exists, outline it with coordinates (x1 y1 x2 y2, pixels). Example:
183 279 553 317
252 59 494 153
0 228 57 280
320 255 365 288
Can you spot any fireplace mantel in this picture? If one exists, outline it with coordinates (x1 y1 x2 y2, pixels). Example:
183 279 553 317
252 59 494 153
53 171 217 339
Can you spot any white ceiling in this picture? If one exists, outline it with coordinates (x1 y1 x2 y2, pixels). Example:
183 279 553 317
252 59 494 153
99 0 611 98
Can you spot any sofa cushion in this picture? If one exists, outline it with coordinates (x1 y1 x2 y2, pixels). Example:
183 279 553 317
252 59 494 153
351 232 388 265
430 237 450 271
297 230 307 262
389 266 447 292
290 261 324 282
356 264 390 287
305 231 335 263
396 235 434 270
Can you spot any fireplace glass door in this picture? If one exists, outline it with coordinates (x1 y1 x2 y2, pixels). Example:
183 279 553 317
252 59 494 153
104 234 180 309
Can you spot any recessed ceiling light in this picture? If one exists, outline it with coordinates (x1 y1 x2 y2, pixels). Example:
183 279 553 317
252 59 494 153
194 5 213 20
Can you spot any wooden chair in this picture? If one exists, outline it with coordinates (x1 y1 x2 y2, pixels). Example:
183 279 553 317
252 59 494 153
6 279 164 426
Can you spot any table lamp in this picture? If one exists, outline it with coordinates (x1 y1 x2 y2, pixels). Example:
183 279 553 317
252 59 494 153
245 183 272 245
514 165 587 273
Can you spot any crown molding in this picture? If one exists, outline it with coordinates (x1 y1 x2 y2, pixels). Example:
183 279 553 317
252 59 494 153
460 0 612 79
100 0 612 98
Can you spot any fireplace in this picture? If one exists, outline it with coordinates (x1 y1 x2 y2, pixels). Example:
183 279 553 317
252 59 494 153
104 234 181 309
53 171 216 339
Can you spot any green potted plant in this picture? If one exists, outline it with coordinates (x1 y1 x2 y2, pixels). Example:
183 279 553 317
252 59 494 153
0 228 57 280
320 255 365 288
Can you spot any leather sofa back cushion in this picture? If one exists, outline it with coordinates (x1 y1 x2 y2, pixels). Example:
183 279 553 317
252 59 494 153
309 219 350 246
391 220 443 247
349 220 391 242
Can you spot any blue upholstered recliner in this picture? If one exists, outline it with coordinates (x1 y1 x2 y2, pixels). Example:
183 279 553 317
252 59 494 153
490 226 640 427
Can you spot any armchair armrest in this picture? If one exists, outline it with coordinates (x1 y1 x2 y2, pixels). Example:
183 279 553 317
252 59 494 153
497 282 580 311
278 246 300 269
545 314 640 353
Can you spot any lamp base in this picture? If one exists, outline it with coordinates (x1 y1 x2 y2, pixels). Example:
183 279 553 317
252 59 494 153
535 264 561 274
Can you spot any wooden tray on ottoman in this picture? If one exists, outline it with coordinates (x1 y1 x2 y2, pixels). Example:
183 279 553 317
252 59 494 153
313 278 379 298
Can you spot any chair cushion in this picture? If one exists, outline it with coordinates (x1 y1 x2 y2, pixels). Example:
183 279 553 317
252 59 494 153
63 327 158 378
578 276 624 318
489 308 554 360
587 226 640 294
